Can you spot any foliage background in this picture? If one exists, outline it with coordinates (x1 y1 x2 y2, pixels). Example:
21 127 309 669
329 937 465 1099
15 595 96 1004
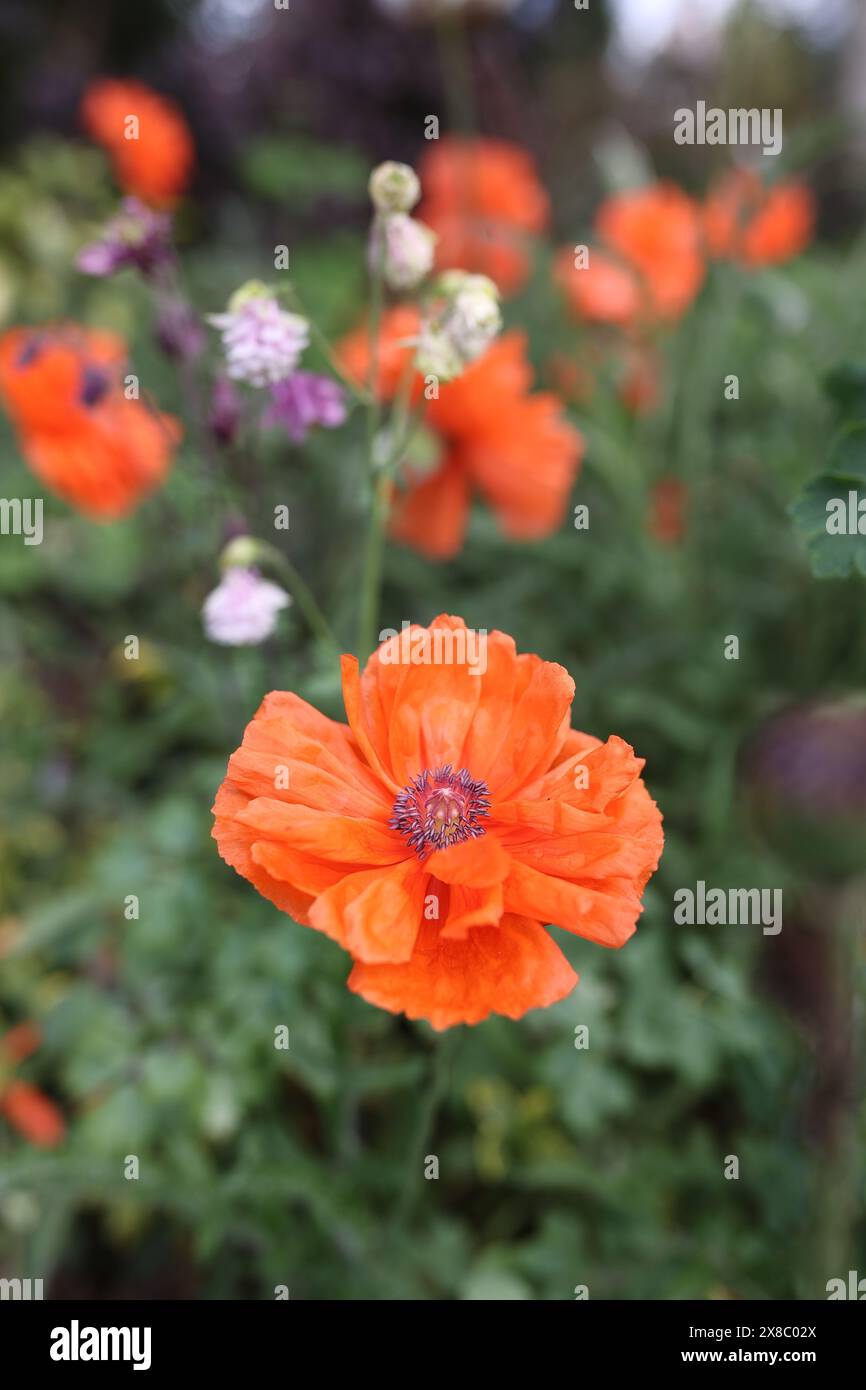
0 0 864 1299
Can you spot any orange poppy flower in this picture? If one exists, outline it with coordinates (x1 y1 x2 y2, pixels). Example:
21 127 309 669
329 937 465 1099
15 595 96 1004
703 168 815 267
0 1023 65 1148
597 183 705 318
212 615 664 1029
339 307 581 558
0 325 180 519
557 182 705 327
81 78 194 207
418 137 550 295
554 246 643 328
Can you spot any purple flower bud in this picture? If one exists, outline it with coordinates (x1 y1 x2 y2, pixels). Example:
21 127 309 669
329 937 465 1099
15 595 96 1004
155 300 207 362
209 374 243 447
77 198 174 279
265 372 347 445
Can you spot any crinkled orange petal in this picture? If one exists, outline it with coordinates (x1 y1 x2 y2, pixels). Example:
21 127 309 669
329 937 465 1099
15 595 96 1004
440 880 504 939
213 782 316 923
348 913 577 1029
309 859 427 963
426 833 510 886
237 797 406 865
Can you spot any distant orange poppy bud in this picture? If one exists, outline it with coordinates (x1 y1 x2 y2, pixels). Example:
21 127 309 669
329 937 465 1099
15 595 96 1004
1 1080 65 1148
649 477 687 544
81 78 194 207
619 344 661 416
1 1022 42 1065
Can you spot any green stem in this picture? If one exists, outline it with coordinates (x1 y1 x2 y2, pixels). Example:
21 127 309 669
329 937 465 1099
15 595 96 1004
284 285 373 406
357 354 421 662
390 1032 458 1232
267 548 341 658
436 14 477 136
357 228 389 661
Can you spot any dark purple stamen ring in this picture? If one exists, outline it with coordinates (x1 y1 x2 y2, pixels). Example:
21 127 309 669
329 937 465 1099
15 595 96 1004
390 763 490 859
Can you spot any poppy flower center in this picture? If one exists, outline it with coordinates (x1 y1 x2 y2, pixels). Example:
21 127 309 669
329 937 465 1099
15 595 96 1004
80 365 111 407
390 764 490 858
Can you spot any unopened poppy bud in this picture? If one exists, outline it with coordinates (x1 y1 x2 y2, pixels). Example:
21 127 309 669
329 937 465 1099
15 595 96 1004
415 323 464 382
369 161 421 214
440 273 501 363
370 214 436 292
219 535 265 570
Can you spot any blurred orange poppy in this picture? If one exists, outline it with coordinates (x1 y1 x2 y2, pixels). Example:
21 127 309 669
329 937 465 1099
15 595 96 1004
703 168 815 267
339 306 582 558
81 78 194 207
0 325 180 519
213 615 664 1029
0 1023 65 1148
554 246 642 328
557 182 705 327
418 137 550 295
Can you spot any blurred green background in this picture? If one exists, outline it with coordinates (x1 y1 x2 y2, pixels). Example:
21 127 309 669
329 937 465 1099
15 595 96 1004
0 0 864 1300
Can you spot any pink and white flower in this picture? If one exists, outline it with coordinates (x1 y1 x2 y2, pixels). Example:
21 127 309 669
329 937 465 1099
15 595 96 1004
208 291 310 388
203 566 290 646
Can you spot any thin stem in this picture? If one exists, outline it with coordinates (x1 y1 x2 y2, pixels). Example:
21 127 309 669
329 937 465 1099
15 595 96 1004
436 14 477 136
267 548 341 659
284 285 374 406
357 227 388 660
390 1032 458 1233
357 353 421 662
366 225 386 449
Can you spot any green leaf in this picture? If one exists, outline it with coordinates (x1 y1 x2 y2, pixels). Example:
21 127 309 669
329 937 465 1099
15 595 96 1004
239 136 369 206
824 362 866 422
789 472 866 578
